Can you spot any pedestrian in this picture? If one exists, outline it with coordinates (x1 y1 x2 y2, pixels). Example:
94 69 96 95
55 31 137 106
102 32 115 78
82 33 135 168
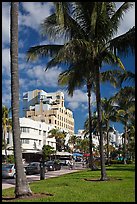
82 158 85 168
86 158 89 168
68 159 74 170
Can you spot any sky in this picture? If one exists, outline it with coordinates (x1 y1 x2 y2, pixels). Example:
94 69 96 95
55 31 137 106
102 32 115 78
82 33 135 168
2 2 135 134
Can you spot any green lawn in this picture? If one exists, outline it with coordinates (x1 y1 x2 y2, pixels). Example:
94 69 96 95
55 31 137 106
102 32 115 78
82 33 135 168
2 164 135 202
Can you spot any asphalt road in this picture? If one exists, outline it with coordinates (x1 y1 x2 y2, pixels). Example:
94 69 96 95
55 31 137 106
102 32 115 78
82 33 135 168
2 163 85 190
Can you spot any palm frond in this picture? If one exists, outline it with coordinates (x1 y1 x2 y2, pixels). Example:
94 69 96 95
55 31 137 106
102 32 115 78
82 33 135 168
46 39 94 69
100 69 123 88
117 70 135 86
41 4 86 41
110 2 134 36
40 14 67 40
110 26 135 56
54 2 71 28
26 45 63 61
99 50 125 70
58 63 87 96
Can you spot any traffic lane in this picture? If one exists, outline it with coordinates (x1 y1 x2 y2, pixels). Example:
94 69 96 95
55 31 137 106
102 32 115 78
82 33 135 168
2 167 82 189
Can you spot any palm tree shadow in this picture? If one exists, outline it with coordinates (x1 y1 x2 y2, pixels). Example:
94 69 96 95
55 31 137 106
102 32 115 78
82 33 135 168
106 166 135 172
84 178 123 182
2 197 16 200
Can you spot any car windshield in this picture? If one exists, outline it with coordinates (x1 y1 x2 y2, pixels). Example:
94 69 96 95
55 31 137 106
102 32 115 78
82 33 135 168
46 161 53 164
28 163 39 167
2 164 14 170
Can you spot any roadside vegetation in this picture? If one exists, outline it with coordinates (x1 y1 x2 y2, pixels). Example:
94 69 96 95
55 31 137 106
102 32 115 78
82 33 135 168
2 164 135 202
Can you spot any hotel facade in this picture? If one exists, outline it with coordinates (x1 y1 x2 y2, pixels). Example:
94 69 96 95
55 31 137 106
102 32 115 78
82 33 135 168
23 89 74 135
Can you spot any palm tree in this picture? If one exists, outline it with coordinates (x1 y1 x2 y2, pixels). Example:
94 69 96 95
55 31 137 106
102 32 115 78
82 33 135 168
112 86 135 164
127 119 135 161
77 138 89 155
101 97 118 161
68 134 78 152
27 2 135 180
48 128 66 151
10 2 32 197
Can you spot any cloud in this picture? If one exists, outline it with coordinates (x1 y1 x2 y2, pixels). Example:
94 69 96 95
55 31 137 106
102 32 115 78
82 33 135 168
2 48 10 76
64 89 96 110
2 2 10 47
26 65 63 88
19 2 53 30
2 78 11 107
2 2 54 46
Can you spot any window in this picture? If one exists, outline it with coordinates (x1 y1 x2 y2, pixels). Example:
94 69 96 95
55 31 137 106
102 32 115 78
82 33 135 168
7 138 9 144
39 130 41 135
21 139 29 144
21 127 29 133
49 119 51 124
56 95 60 99
43 131 46 136
55 120 56 124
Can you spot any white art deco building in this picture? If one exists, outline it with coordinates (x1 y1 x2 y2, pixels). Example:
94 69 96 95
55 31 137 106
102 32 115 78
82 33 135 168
2 117 56 162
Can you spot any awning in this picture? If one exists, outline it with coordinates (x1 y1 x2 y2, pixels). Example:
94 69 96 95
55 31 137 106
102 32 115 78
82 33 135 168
83 153 90 157
73 152 83 157
55 151 72 156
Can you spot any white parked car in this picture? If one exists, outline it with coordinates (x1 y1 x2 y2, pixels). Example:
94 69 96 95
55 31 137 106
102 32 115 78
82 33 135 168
2 164 26 179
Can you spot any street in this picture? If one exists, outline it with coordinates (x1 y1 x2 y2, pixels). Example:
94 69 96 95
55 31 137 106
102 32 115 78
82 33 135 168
2 162 85 190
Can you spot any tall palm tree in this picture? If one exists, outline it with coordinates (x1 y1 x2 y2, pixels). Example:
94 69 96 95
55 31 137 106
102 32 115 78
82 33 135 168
10 2 32 197
58 68 96 170
59 68 120 169
27 2 135 180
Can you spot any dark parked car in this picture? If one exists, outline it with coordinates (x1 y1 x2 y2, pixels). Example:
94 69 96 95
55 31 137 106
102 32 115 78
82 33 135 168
25 162 40 175
25 162 48 175
44 160 61 171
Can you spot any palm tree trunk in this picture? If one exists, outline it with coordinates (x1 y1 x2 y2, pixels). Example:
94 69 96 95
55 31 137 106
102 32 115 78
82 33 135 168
87 82 94 170
95 66 108 181
10 2 32 198
106 121 109 162
123 122 127 164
